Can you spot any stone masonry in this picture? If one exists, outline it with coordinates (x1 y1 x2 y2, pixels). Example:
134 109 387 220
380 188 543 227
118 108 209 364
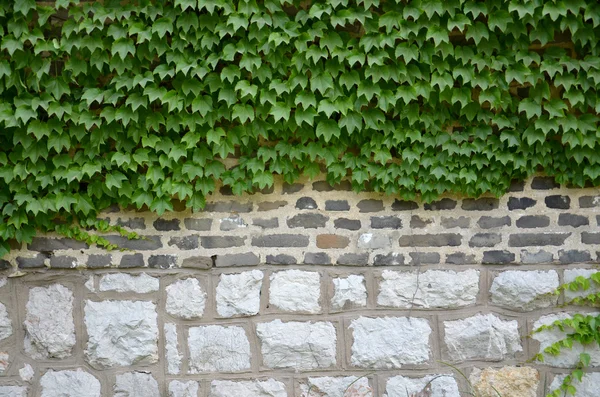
0 176 599 395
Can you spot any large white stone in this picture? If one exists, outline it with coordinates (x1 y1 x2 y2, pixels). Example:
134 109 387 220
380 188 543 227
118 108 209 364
99 273 159 293
0 303 10 342
166 278 206 319
24 284 75 359
549 372 600 397
40 369 101 397
564 269 600 302
0 386 27 397
165 323 181 374
377 269 479 309
216 270 263 317
350 316 431 368
357 233 390 249
257 319 336 370
209 379 287 397
444 314 522 361
331 275 367 311
169 380 199 397
188 325 251 373
114 372 159 397
299 376 372 397
269 270 321 313
84 300 158 368
384 375 460 397
490 270 559 310
532 312 600 367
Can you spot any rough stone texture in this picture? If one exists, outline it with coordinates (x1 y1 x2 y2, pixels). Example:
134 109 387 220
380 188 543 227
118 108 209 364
470 366 539 397
204 201 253 212
283 182 303 194
258 201 287 211
266 254 296 264
384 375 459 397
357 199 383 212
84 300 158 368
216 270 263 317
28 237 88 251
257 320 336 370
120 253 145 268
520 250 554 264
0 304 11 342
531 176 559 189
337 253 369 266
269 270 321 313
398 233 461 247
490 270 559 310
153 218 180 231
19 364 34 382
168 235 199 250
446 252 476 265
378 269 479 309
579 195 600 208
441 216 470 228
478 216 511 228
99 273 159 293
545 195 570 209
188 325 251 373
87 254 112 268
350 316 431 368
371 216 402 229
299 376 373 397
201 236 245 248
164 323 181 375
254 217 279 228
408 252 440 264
182 255 213 269
331 275 367 311
508 233 571 247
106 235 162 250
296 197 318 209
469 233 501 247
462 198 499 211
507 197 536 210
169 381 199 397
424 198 456 210
304 252 331 265
210 379 287 397
114 372 159 397
391 199 418 211
410 215 433 228
215 252 260 267
287 213 328 228
317 234 350 249
516 215 550 228
166 278 206 319
373 253 405 265
148 254 177 268
184 218 212 231
357 233 390 249
549 373 600 397
40 369 101 397
24 284 75 359
582 232 600 244
443 314 522 361
252 234 309 247
558 213 589 227
559 249 591 263
334 218 361 230
0 386 27 397
325 200 350 211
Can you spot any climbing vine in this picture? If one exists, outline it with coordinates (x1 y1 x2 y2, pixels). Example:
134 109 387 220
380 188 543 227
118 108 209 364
1 0 600 255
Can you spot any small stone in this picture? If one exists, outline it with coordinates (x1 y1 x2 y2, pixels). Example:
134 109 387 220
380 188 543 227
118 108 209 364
153 218 180 231
478 216 511 229
317 234 350 249
520 250 554 264
509 233 571 247
462 198 499 211
441 216 470 228
120 254 145 268
337 253 369 266
424 198 456 210
87 254 111 268
106 235 162 250
391 199 419 211
545 195 570 209
357 199 383 212
304 252 331 265
17 254 47 269
169 381 199 397
334 218 361 230
201 236 245 249
373 253 405 266
210 379 286 397
409 252 440 264
283 182 303 194
40 369 100 397
0 304 11 342
116 217 146 230
269 270 321 313
507 197 536 210
253 234 309 247
579 195 600 208
296 197 318 209
188 325 251 373
168 235 199 250
164 323 181 375
385 375 459 397
370 216 402 229
166 278 206 319
99 273 159 293
184 218 212 231
216 270 263 317
266 254 297 265
490 270 559 310
331 275 367 311
516 215 550 228
582 232 600 244
357 233 390 250
549 373 600 397
469 233 501 247
19 363 34 382
0 386 27 397
257 320 337 370
325 200 350 211
204 201 253 212
219 215 247 231
114 372 159 397
446 253 476 265
444 314 522 361
531 176 559 189
215 252 260 267
559 249 591 264
148 254 177 269
410 215 432 228
482 250 515 264
300 377 373 397
399 233 461 247
558 213 589 227
258 201 286 211
253 217 278 228
181 256 213 269
287 213 328 228
49 256 78 269
471 367 539 397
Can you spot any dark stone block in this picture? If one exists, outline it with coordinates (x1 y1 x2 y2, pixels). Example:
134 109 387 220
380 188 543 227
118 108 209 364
424 198 456 211
409 252 440 265
478 216 511 229
0 260 10 270
106 235 162 250
441 216 470 229
508 233 571 247
169 235 199 250
545 195 570 209
282 183 303 194
579 196 600 208
334 218 361 231
371 216 402 229
559 250 591 264
373 253 405 266
531 177 559 189
253 217 279 229
120 254 145 268
582 232 600 245
17 254 48 269
325 200 350 211
255 185 274 194
357 199 384 213
304 252 331 265
182 256 213 269
50 256 77 268
258 201 287 211
391 199 419 211
148 255 177 269
399 233 462 247
116 217 146 230
558 213 589 228
516 215 550 228
507 197 536 210
469 233 501 247
296 197 317 210
266 254 297 265
201 236 245 249
482 250 515 264
87 254 112 268
219 186 233 195
410 215 432 229
252 234 309 247
204 201 253 213
287 213 328 228
461 198 499 211
28 238 88 251
446 253 476 265
509 180 525 192
184 218 212 231
215 253 259 267
153 218 180 231
220 216 246 231
521 250 554 264
337 253 369 266
312 180 352 192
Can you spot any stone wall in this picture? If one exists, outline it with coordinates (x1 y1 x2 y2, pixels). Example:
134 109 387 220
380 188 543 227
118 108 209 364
0 176 599 396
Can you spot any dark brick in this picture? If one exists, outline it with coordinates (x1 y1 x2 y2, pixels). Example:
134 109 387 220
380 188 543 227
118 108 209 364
220 216 247 231
17 254 48 269
169 236 199 250
295 197 317 210
50 256 77 269
258 201 287 211
424 198 456 211
410 215 432 229
119 254 145 268
253 217 279 229
507 197 536 210
287 213 328 228
558 214 589 228
582 232 600 245
478 216 511 229
391 199 419 211
304 252 331 265
409 252 440 265
325 200 350 211
373 253 405 266
482 250 515 264
516 215 550 228
153 218 180 231
579 196 600 208
509 180 525 192
521 250 554 264
337 253 369 266
469 233 501 247
461 198 499 211
312 180 352 192
545 195 570 209
148 255 177 269
357 199 384 213
204 201 253 213
87 254 111 268
446 253 476 265
371 216 402 229
282 183 304 194
334 218 361 231
559 250 591 264
219 186 233 195
215 253 259 267
508 233 571 247
201 236 245 249
252 234 309 247
441 216 470 229
116 217 146 230
106 235 162 250
531 176 559 189
184 218 212 231
266 254 297 265
0 260 9 270
28 238 88 251
398 233 462 247
317 234 350 249
182 256 213 269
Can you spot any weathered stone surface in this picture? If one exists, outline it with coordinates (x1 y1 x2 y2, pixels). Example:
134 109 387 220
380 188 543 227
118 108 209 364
253 217 279 228
182 255 212 269
19 364 34 382
153 218 180 231
444 314 522 361
201 236 245 248
482 250 515 264
210 379 287 397
337 253 369 266
317 234 350 249
215 252 260 267
582 232 600 244
531 176 559 189
164 323 181 375
408 252 440 265
392 199 419 211
169 381 199 397
334 218 361 230
357 199 383 212
564 269 600 302
507 197 536 210
99 273 159 293
300 376 372 397
85 300 158 368
296 197 318 209
106 235 162 250
120 253 145 268
478 216 511 229
508 233 571 247
168 235 199 250
304 252 331 265
0 304 11 342
559 249 591 263
549 373 600 397
258 201 287 211
378 269 479 309
17 254 47 268
257 320 336 370
424 198 456 210
410 215 432 228
373 253 405 266
580 195 600 208
545 195 570 209
441 216 470 228
184 218 212 231
148 254 177 269
216 270 263 317
470 366 539 397
371 216 402 229
252 234 309 247
490 270 559 310
269 270 320 313
40 369 100 397
0 386 27 397
516 215 550 228
350 316 431 368
116 217 146 229
331 275 367 311
469 233 501 247
446 252 476 265
398 233 461 247
287 213 328 228
384 375 459 397
204 201 253 212
114 372 159 397
49 256 78 268
558 213 589 227
166 278 206 319
266 254 296 265
24 284 75 359
462 198 499 211
520 250 553 264
283 182 303 194
357 233 390 249
87 254 112 268
325 200 350 211
188 325 251 373
28 237 88 251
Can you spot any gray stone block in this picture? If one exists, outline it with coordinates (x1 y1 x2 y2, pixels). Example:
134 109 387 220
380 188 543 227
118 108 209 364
399 233 461 247
516 215 550 228
520 250 554 264
469 233 501 247
446 253 476 265
334 218 361 230
153 218 180 231
482 250 515 264
409 252 440 265
252 234 309 247
119 254 145 268
441 216 470 229
169 236 199 250
545 195 570 209
371 216 402 229
373 253 405 266
410 215 432 228
282 183 303 194
461 198 499 211
49 256 77 268
215 252 260 267
148 255 177 269
266 254 297 265
337 253 369 266
106 235 162 250
304 252 331 265
204 201 253 213
507 197 536 210
582 232 600 244
357 199 383 213
559 250 591 264
508 233 571 247
325 200 350 211
253 217 279 228
295 197 317 210
182 256 213 269
201 236 245 249
477 216 511 229
28 238 88 251
558 213 589 228
287 213 328 228
184 218 212 231
87 254 111 268
391 199 418 211
258 201 287 211
531 177 559 189
424 198 456 210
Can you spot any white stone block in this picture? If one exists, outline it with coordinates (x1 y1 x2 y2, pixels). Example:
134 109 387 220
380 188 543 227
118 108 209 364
19 364 34 382
299 376 372 397
166 278 206 319
490 270 558 310
0 386 27 397
169 380 199 397
165 323 181 375
216 270 263 317
40 369 100 397
357 233 390 249
209 379 287 397
269 270 321 313
114 372 159 397
564 269 600 302
99 273 159 293
550 372 600 397
384 375 459 397
331 275 367 311
0 303 10 342
188 325 251 373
